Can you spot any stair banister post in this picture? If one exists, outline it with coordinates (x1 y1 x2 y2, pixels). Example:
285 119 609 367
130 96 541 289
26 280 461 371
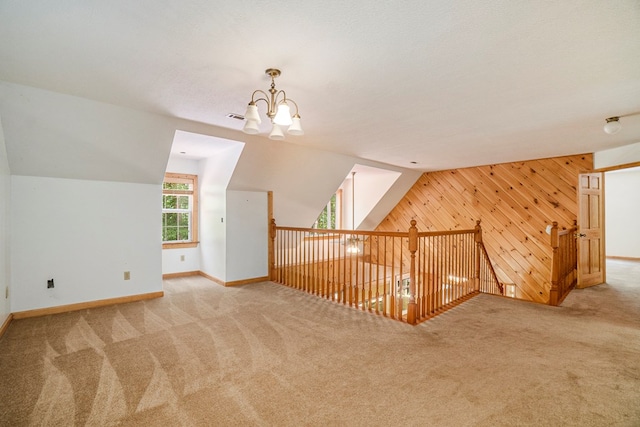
474 220 482 293
407 220 418 325
269 218 277 281
549 221 560 306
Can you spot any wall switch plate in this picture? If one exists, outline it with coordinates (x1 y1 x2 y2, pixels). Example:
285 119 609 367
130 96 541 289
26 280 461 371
180 255 185 262
124 271 131 280
5 286 7 299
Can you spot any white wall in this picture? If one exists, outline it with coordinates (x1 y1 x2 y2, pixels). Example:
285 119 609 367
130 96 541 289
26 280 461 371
11 176 162 312
605 168 640 258
199 144 244 281
162 156 201 275
226 191 268 281
0 116 10 324
594 141 640 169
162 248 200 275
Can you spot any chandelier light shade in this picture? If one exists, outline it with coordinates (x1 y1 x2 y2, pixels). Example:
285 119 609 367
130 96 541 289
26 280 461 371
242 68 304 139
288 116 304 135
603 116 621 135
244 104 261 124
242 118 260 135
269 123 285 140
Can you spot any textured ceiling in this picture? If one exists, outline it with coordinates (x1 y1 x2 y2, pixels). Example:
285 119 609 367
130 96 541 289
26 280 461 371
1 0 639 171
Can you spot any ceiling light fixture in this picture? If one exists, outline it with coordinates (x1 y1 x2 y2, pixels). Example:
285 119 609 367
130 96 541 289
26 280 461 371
603 116 621 135
242 68 304 140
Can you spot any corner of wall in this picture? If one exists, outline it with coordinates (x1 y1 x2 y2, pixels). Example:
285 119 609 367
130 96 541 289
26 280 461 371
0 113 11 325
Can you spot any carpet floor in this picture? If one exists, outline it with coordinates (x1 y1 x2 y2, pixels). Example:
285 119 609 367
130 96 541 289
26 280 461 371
1 259 639 426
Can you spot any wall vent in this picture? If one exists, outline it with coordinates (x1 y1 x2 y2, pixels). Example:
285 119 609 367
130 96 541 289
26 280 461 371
226 113 245 120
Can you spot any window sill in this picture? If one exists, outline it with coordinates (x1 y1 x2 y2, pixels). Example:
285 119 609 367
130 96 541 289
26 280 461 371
162 241 199 249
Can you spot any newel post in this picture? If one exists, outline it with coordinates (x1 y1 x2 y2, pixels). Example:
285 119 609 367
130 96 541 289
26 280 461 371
474 220 482 293
269 218 277 281
549 221 560 306
407 220 418 325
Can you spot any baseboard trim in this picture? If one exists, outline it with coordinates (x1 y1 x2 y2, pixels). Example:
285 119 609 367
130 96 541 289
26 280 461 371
225 276 269 287
0 313 13 339
12 291 164 320
194 271 268 287
162 271 200 279
197 271 225 286
606 256 640 262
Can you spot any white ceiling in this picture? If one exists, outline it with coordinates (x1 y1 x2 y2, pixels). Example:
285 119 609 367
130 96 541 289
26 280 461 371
1 1 639 171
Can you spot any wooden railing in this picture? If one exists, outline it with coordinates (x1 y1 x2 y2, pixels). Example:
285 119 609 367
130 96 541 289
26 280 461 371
269 219 503 324
548 221 578 306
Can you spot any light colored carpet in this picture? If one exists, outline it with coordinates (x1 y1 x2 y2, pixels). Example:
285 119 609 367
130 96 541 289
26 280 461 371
1 260 639 426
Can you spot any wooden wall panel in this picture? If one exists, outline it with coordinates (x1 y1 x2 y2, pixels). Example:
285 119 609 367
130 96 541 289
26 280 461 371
376 154 593 303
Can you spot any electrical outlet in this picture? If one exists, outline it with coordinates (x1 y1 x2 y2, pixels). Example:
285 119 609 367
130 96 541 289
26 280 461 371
124 271 131 280
47 279 54 289
180 255 185 262
5 286 7 299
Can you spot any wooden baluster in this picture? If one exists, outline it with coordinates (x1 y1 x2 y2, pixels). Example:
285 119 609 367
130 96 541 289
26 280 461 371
407 220 418 325
303 230 308 292
362 235 367 310
298 232 301 288
383 236 388 316
278 229 283 283
333 232 338 301
549 221 560 306
419 237 423 318
295 230 299 290
375 237 380 314
390 236 396 319
341 233 346 304
438 235 443 310
474 220 482 293
283 229 287 286
447 234 452 304
467 233 473 295
368 235 373 311
288 230 293 288
425 236 430 315
397 237 403 320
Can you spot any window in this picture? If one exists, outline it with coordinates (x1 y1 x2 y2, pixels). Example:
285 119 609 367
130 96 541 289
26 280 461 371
312 190 342 230
162 173 198 248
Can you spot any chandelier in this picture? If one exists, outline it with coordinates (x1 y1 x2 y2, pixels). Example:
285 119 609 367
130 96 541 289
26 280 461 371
242 68 304 140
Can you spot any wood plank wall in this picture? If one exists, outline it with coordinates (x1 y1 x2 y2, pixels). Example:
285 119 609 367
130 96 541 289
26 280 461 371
375 154 593 303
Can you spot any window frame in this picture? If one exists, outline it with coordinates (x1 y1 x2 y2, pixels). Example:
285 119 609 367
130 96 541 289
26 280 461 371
310 189 343 236
162 172 199 249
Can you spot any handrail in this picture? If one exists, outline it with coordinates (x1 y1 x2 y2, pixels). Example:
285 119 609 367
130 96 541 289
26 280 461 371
548 220 578 306
478 241 504 295
269 218 504 325
276 226 476 238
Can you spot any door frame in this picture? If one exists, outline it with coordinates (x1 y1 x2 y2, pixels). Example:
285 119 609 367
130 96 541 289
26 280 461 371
582 160 640 286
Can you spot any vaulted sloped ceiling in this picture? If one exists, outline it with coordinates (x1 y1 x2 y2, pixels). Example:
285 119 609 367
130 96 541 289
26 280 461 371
0 82 177 184
0 1 638 174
